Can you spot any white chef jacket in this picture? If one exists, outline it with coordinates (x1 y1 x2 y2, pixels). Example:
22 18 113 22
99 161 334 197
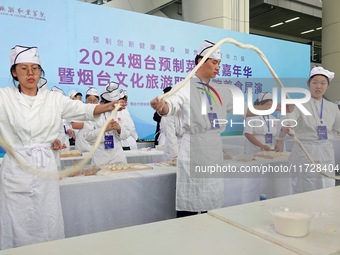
58 119 71 150
116 109 138 150
159 115 179 162
84 111 130 166
74 121 92 152
281 97 340 193
243 115 279 155
164 78 234 211
157 110 183 151
0 86 97 249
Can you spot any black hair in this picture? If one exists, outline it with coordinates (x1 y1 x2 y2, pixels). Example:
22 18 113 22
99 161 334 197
163 86 172 93
195 55 211 65
86 94 99 100
254 98 272 105
308 74 330 85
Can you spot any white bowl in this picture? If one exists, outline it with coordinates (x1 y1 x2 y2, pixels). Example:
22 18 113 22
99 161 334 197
270 207 316 237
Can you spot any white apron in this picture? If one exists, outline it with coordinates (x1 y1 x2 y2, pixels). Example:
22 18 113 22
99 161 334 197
176 130 224 211
244 115 279 155
91 139 127 166
124 136 138 150
74 121 94 153
0 144 64 249
244 134 269 155
75 128 92 152
290 141 335 194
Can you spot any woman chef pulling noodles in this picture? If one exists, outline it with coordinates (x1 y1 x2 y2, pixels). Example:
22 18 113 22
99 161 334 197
278 66 340 194
0 45 125 249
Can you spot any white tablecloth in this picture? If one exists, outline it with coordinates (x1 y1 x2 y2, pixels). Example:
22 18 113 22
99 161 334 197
59 164 176 237
223 157 292 206
123 149 165 163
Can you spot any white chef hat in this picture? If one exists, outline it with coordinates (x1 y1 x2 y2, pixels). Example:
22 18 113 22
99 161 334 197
86 87 99 96
310 66 335 82
101 82 120 102
10 45 41 68
51 86 65 95
69 90 77 99
119 89 127 98
258 92 272 102
196 40 221 60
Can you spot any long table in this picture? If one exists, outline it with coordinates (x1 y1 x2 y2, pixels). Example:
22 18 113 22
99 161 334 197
59 156 294 237
209 186 340 255
60 149 165 169
59 164 176 237
0 214 300 255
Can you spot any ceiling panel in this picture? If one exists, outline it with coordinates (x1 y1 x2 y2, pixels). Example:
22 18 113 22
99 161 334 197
250 3 322 42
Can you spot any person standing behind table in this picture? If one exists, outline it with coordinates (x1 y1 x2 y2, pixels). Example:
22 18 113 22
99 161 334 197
50 86 72 170
69 89 83 101
153 110 162 147
156 87 172 146
51 86 72 152
150 40 234 218
68 90 83 145
243 92 281 155
0 45 125 250
153 88 171 147
158 86 182 163
83 82 130 166
74 87 100 152
116 90 139 150
278 66 340 194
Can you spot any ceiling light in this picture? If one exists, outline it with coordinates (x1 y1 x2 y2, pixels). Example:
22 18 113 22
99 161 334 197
285 17 300 23
316 27 322 30
301 29 315 34
270 22 284 28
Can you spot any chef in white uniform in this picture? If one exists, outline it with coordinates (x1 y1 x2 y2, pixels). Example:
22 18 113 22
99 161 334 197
151 40 235 217
0 46 124 249
158 87 182 162
279 66 340 194
244 92 280 155
74 87 100 152
50 86 72 153
67 90 83 145
83 82 129 166
116 90 139 150
69 89 83 101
